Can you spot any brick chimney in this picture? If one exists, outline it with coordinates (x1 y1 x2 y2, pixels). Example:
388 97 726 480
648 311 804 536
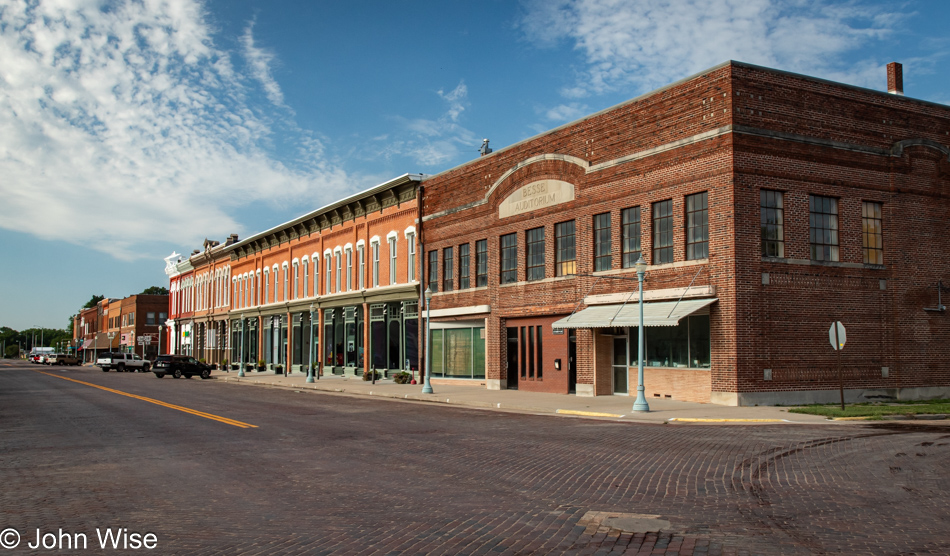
887 62 903 95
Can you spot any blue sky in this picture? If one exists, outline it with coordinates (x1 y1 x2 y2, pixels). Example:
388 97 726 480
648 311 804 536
1 0 948 331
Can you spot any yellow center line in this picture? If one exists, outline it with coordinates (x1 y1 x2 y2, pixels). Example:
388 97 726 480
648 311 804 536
36 371 257 428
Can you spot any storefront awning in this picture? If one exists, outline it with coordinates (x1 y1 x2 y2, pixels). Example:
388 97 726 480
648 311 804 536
552 298 717 329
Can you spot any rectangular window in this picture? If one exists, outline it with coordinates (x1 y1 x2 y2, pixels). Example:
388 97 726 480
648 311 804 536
527 325 535 378
862 201 883 265
809 195 839 261
428 250 438 292
303 263 309 298
555 220 577 276
500 234 517 284
443 247 454 292
358 246 365 289
622 207 642 268
389 238 397 285
284 267 289 301
761 190 785 258
458 243 470 289
335 252 342 293
346 249 353 291
653 200 674 264
312 260 318 296
293 263 299 299
525 227 545 281
325 257 332 295
407 234 416 282
536 326 543 380
593 213 611 271
686 192 708 260
475 239 488 287
642 314 710 369
372 242 380 287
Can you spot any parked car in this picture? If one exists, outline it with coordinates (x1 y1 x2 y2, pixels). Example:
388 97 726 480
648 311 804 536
47 353 81 366
97 352 150 372
152 355 212 379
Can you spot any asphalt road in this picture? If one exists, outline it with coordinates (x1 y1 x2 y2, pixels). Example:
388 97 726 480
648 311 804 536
1 361 948 555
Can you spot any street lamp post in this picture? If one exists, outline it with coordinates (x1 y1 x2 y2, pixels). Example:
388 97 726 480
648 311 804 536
238 314 246 377
422 286 434 394
632 255 650 412
158 324 164 357
307 303 315 383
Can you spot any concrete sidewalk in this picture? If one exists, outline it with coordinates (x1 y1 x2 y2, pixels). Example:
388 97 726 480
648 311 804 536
213 369 839 425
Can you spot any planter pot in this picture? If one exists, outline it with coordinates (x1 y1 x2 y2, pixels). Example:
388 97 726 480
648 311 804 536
274 366 283 375
257 366 266 373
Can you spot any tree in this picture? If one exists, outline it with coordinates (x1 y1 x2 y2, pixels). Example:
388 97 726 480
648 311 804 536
83 295 105 309
4 345 18 358
140 286 169 295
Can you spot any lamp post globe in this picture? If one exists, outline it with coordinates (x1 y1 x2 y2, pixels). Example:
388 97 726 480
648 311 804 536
422 286 435 394
632 254 650 412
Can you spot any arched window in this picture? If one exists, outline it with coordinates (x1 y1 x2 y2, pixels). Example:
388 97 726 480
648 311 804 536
283 262 289 302
345 244 353 292
293 260 300 299
356 241 365 289
388 231 398 285
370 237 380 288
273 265 279 302
264 269 270 304
325 251 332 295
312 253 319 296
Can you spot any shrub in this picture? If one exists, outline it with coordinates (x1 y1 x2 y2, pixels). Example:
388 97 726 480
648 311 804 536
393 371 411 384
362 369 381 381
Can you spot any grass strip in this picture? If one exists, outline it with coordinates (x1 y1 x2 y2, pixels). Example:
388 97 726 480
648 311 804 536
787 399 950 419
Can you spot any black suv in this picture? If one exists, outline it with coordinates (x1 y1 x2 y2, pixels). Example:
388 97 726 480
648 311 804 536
153 355 212 379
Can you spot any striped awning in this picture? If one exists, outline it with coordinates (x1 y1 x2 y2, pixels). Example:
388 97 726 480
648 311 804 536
552 298 717 329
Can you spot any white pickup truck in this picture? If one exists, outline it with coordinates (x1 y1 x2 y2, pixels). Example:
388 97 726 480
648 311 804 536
97 352 150 372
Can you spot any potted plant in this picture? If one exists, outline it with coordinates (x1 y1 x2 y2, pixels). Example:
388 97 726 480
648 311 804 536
392 371 411 384
257 359 266 372
274 364 283 375
362 369 381 381
221 358 229 372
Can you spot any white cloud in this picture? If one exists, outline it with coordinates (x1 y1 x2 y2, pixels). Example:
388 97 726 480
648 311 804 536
241 19 284 107
374 81 480 167
0 0 349 261
520 0 906 98
544 102 589 122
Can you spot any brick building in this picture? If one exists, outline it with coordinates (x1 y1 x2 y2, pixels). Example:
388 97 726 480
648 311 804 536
74 294 168 363
166 174 423 376
419 60 950 405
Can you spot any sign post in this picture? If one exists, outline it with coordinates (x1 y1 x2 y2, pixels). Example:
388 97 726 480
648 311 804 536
829 321 847 411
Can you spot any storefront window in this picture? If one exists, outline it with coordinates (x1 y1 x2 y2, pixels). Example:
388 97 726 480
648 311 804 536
638 314 710 368
429 326 486 379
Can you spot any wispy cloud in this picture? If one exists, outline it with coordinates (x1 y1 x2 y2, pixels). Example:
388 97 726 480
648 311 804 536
374 81 480 167
0 0 349 261
544 102 589 122
519 0 907 99
241 18 284 107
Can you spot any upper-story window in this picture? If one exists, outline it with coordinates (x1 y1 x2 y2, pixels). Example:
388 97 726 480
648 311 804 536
302 260 309 298
761 190 785 258
325 254 332 295
273 266 279 302
809 195 839 262
249 273 255 306
443 247 454 292
686 192 709 260
264 270 270 304
500 233 517 284
475 239 488 287
389 236 397 285
458 243 470 289
427 250 438 292
556 220 577 276
862 201 883 265
407 232 416 282
293 261 299 300
526 227 545 281
345 247 353 292
371 240 380 288
282 264 289 301
593 214 610 271
357 244 365 289
334 250 342 293
653 200 674 264
622 207 641 268
312 256 319 296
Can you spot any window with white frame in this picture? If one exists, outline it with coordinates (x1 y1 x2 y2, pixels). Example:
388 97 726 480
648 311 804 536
335 250 342 293
312 256 319 296
407 232 416 282
264 270 269 304
371 240 380 287
273 266 279 302
302 259 309 298
389 236 397 285
249 273 255 306
325 254 332 295
293 261 299 299
345 247 353 292
358 244 365 289
283 264 289 301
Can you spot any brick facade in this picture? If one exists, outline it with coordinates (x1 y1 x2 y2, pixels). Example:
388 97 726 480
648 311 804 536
420 61 950 406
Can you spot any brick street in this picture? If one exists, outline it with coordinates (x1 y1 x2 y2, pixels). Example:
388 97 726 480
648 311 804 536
1 362 948 555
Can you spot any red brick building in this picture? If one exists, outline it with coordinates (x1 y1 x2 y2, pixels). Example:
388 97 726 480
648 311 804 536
419 60 950 405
